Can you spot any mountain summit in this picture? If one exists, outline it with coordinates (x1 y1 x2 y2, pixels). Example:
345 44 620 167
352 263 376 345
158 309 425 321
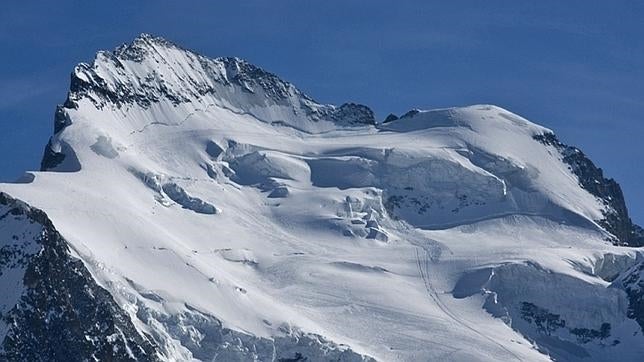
65 33 374 131
2 34 643 361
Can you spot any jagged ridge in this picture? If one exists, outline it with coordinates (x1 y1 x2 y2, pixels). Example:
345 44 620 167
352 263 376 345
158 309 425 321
65 33 374 129
4 34 644 361
534 132 644 246
0 193 158 361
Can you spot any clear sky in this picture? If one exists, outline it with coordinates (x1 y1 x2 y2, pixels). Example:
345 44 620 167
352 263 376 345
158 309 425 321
0 1 642 223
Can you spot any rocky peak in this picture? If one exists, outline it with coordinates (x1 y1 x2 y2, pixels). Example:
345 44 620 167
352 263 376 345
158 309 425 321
0 193 158 361
382 113 399 123
112 33 176 62
534 132 644 246
59 34 375 134
326 102 376 126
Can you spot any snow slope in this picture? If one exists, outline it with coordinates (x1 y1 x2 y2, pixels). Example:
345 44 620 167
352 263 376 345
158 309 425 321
1 34 643 361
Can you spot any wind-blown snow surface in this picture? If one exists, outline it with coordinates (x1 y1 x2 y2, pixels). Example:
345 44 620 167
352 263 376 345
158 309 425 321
2 35 643 361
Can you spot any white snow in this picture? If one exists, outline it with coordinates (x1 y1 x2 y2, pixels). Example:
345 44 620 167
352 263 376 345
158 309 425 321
1 35 642 361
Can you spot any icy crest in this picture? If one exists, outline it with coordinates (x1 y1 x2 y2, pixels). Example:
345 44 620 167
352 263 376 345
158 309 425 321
65 33 374 133
2 35 644 361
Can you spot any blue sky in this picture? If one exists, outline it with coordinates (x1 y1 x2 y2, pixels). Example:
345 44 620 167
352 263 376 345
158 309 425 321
0 1 642 223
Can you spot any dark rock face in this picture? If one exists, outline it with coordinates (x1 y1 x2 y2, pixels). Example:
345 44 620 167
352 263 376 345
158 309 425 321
519 302 613 344
40 139 66 171
534 132 643 246
53 106 71 134
216 56 302 101
329 103 376 126
520 302 566 336
39 140 81 173
400 109 420 119
614 261 644 334
383 113 398 123
0 193 158 361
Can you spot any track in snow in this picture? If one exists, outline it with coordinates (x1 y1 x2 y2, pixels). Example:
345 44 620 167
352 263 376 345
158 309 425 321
414 243 522 361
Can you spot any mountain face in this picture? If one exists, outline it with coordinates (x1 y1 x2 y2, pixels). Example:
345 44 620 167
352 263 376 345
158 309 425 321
533 133 644 246
1 34 643 361
0 193 158 361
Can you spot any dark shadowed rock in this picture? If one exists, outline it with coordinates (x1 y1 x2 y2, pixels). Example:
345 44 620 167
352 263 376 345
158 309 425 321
613 261 644 334
383 113 398 123
534 132 644 246
329 103 376 126
0 193 158 361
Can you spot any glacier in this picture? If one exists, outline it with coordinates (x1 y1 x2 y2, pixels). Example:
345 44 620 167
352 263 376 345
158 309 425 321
1 34 643 361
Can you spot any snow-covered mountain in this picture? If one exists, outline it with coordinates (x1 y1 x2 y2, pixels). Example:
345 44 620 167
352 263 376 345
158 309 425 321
1 34 643 361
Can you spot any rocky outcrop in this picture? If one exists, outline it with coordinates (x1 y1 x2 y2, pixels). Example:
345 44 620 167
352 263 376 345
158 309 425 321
39 140 81 172
40 140 65 171
0 193 375 361
328 102 376 126
42 34 377 174
613 261 644 334
0 193 158 361
383 113 398 123
534 132 644 246
63 33 375 129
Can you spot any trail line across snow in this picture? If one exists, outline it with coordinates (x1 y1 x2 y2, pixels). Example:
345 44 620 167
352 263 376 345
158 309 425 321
413 240 522 361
